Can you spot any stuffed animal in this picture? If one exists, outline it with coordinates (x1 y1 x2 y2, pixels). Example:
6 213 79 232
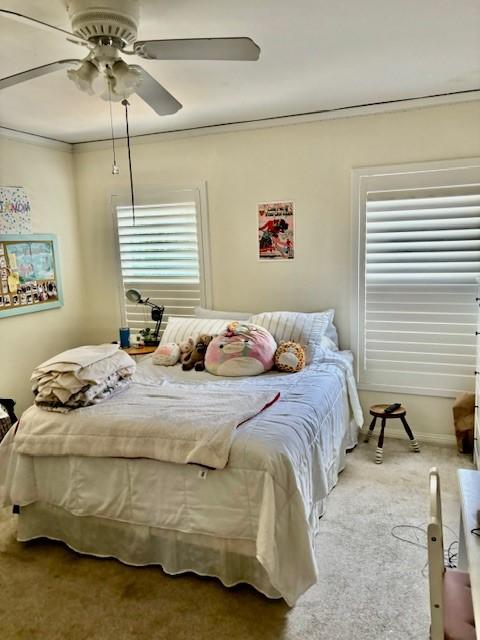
179 336 195 365
182 334 214 371
152 342 180 366
274 341 306 373
205 322 277 377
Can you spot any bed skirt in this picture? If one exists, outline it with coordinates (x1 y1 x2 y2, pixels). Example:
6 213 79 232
17 500 324 601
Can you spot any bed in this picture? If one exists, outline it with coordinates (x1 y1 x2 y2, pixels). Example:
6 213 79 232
0 345 363 606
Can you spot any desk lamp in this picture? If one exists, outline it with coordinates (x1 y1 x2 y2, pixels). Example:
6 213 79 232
125 288 164 345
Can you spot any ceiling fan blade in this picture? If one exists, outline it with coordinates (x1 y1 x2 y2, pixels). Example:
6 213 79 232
0 60 81 90
133 37 260 61
0 9 87 45
130 65 182 115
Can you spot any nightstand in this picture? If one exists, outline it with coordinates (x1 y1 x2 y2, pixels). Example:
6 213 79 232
122 345 157 358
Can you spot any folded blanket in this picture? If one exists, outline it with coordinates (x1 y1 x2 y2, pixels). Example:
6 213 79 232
14 382 280 469
34 343 121 371
31 345 135 412
35 375 132 413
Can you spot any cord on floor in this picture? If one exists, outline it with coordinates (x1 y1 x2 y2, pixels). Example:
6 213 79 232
391 523 458 575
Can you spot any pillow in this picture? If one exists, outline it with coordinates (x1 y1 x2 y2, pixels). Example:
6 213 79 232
152 342 180 366
205 322 277 377
248 310 335 362
324 321 339 349
194 306 251 320
161 317 234 346
274 341 306 373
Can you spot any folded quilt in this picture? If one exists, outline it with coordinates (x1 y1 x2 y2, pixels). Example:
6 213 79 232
35 374 132 413
31 345 135 412
14 382 280 469
34 343 121 371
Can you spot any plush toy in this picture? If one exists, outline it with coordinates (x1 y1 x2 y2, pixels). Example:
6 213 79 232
274 341 306 373
179 336 195 365
182 334 214 371
205 322 277 377
152 342 180 366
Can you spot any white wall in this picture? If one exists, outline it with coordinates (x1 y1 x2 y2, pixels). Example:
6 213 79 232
68 101 480 441
0 136 87 414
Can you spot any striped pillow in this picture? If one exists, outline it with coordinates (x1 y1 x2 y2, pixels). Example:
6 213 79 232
248 310 335 362
161 317 233 346
194 306 251 320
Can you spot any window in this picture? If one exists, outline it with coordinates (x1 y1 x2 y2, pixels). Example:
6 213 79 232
352 160 480 397
113 186 211 337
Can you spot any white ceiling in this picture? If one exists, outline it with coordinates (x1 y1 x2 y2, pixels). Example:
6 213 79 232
0 0 479 143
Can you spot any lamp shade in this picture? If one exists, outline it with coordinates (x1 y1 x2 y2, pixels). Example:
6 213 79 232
125 288 142 303
111 60 142 95
67 60 99 95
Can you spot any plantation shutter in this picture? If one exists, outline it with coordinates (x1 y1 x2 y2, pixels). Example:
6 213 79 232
362 185 480 395
116 198 203 336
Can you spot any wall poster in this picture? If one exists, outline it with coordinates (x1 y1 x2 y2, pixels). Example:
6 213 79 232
0 187 32 234
258 201 295 260
0 234 63 318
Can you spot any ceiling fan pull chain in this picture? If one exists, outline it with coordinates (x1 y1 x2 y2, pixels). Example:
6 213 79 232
108 82 119 175
122 98 136 226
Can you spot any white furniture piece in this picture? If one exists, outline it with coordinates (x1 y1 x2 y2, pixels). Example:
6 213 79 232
458 469 480 639
428 468 476 640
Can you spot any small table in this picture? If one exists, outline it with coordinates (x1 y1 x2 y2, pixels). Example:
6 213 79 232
122 345 157 357
457 469 480 639
365 404 420 464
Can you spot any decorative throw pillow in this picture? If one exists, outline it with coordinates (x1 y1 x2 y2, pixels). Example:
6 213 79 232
248 310 335 362
152 342 180 366
205 322 277 377
161 317 234 346
274 341 306 373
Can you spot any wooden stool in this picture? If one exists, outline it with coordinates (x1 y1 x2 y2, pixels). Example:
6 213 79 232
365 404 420 464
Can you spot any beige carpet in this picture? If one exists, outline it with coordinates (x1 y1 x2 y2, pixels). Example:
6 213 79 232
0 438 473 640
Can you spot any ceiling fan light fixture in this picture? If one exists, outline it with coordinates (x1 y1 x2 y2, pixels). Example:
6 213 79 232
99 62 141 102
67 59 98 95
100 76 124 102
110 60 141 96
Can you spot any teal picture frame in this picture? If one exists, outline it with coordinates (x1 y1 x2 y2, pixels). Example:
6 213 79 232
0 234 63 318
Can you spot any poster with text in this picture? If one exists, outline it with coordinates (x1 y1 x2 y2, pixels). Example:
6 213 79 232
258 201 294 260
0 187 32 234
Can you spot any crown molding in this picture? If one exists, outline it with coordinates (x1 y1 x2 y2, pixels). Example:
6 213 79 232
0 126 72 152
1 89 478 152
72 89 480 153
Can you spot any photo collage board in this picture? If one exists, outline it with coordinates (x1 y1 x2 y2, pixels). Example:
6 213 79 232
0 235 63 318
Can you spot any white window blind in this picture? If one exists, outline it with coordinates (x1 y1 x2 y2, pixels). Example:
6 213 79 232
353 161 480 397
114 188 210 336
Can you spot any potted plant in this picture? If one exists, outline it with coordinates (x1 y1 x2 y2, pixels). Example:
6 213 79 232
139 327 159 346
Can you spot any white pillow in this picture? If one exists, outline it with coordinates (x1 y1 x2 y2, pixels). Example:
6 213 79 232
194 306 251 320
248 310 335 361
161 317 234 345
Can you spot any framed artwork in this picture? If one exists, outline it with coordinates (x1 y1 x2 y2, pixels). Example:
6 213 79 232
258 201 295 260
0 234 63 318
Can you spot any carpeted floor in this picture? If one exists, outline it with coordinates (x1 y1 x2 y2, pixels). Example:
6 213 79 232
0 438 473 640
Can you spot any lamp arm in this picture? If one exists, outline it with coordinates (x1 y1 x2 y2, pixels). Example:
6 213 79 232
141 298 163 312
152 307 164 341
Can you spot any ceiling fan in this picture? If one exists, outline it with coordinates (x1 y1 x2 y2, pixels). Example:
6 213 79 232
0 0 261 115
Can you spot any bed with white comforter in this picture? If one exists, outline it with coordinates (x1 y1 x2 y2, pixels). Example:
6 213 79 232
0 348 363 606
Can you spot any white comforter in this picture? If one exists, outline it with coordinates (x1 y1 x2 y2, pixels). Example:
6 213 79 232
15 384 279 469
0 348 363 605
